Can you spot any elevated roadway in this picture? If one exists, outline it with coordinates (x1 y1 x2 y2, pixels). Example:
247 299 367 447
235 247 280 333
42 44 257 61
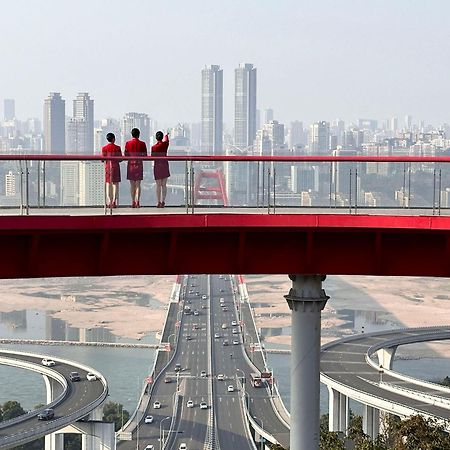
321 327 450 435
0 350 107 449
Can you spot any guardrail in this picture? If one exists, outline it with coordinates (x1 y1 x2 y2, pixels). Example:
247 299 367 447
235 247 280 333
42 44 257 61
3 154 450 215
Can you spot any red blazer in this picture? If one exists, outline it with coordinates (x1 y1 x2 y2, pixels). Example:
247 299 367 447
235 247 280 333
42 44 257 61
151 134 169 155
102 143 122 183
125 138 147 181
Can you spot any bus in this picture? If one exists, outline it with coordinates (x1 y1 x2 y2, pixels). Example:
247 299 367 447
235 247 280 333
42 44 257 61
250 373 263 387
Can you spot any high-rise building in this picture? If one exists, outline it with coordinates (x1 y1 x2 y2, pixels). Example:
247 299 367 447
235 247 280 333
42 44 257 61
66 118 89 154
201 65 223 155
72 93 94 154
309 121 330 154
43 92 65 154
234 63 257 148
60 161 79 206
3 99 15 121
405 115 412 131
122 112 151 145
5 170 16 197
264 108 274 124
289 121 304 149
94 118 121 154
79 161 104 206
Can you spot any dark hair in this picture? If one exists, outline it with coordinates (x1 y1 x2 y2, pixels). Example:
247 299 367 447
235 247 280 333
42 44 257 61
131 128 140 138
106 132 115 142
155 131 164 141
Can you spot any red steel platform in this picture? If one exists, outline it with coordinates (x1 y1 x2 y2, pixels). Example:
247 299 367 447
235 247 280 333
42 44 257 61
1 213 450 278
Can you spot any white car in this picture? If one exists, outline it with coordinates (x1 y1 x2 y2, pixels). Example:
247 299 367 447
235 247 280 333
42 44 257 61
231 320 238 326
187 399 194 408
41 358 55 367
200 401 207 409
217 374 225 381
144 415 154 424
145 445 154 450
233 340 239 345
202 295 207 300
153 401 161 409
179 444 187 450
232 328 238 334
214 333 220 339
227 385 234 392
200 370 207 378
86 372 97 381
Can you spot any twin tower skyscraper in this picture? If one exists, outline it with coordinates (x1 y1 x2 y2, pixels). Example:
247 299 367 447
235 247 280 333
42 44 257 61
201 63 257 155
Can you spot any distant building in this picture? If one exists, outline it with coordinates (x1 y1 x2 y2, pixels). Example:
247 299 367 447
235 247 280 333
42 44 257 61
122 112 151 145
264 108 274 124
66 118 89 154
234 63 257 148
60 161 79 206
3 99 15 121
201 65 223 155
79 162 104 206
309 121 330 154
94 118 121 154
43 92 65 154
72 93 94 154
5 170 16 197
288 121 304 149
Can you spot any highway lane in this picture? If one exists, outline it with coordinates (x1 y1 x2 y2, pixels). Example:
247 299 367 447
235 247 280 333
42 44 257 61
120 275 211 450
0 351 106 448
209 275 256 450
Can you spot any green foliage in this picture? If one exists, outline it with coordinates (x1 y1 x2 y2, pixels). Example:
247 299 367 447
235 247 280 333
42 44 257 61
102 401 129 432
320 430 346 450
64 433 81 450
1 400 25 421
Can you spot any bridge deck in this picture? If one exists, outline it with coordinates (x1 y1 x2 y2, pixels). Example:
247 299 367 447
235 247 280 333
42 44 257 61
2 212 450 278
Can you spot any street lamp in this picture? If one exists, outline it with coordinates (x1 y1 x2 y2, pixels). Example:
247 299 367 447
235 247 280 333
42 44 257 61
159 416 171 450
253 416 265 450
236 367 246 391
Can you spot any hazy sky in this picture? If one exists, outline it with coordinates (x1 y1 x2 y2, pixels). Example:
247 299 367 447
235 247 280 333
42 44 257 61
2 0 450 127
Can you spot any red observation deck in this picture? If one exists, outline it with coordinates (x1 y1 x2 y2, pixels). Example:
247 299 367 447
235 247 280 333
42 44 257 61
1 213 450 279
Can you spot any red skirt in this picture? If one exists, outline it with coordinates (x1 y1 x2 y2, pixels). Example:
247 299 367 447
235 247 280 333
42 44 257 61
105 162 121 183
127 161 144 181
154 159 170 180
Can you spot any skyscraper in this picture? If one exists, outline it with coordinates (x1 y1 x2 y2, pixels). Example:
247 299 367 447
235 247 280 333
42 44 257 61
309 121 330 155
43 92 65 154
73 93 94 153
234 63 257 148
201 65 223 155
3 99 15 121
264 108 274 124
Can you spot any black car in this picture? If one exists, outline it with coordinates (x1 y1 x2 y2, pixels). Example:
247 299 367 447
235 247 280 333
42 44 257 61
69 371 81 381
37 408 54 420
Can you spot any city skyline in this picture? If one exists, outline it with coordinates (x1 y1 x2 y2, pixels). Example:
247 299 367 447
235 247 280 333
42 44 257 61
2 1 450 125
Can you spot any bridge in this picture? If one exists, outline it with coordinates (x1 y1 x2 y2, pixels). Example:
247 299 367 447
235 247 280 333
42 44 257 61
0 349 110 450
2 154 450 450
321 327 450 438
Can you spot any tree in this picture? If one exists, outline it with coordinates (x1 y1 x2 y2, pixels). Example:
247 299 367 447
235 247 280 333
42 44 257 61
102 401 129 432
2 400 25 421
64 433 81 450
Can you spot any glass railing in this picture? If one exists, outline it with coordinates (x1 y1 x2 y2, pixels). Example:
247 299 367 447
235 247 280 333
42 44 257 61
1 154 450 215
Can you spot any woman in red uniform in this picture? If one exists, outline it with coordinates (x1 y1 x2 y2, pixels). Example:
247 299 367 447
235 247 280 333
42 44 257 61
151 130 170 208
124 128 147 207
102 132 122 208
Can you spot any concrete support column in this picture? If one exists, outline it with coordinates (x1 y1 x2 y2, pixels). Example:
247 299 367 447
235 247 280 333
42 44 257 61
45 432 63 450
363 405 380 439
327 387 349 433
43 374 64 450
285 274 329 450
376 347 397 370
338 393 349 433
